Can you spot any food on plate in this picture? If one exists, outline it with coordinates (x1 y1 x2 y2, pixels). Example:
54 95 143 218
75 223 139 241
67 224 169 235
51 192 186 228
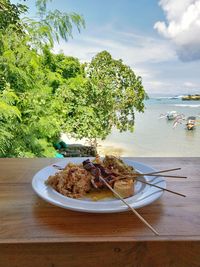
103 155 134 173
45 155 137 200
46 165 93 199
113 179 134 198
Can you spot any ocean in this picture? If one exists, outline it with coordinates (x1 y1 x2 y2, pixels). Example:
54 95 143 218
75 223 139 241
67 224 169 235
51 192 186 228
98 96 200 156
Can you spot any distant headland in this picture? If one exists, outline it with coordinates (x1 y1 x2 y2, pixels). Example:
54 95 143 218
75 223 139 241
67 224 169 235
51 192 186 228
182 94 200 100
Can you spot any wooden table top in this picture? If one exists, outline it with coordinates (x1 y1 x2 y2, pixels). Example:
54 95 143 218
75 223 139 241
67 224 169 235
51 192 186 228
0 157 200 244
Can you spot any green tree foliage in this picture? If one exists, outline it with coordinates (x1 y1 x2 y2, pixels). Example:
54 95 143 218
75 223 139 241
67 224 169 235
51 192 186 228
25 0 85 49
0 0 27 31
0 0 85 157
0 1 146 157
56 51 147 140
0 29 61 157
0 83 21 155
42 48 82 91
87 51 146 133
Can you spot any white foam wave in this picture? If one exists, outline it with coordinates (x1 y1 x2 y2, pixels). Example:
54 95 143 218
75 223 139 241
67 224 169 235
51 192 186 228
153 96 177 100
153 95 183 99
173 104 200 108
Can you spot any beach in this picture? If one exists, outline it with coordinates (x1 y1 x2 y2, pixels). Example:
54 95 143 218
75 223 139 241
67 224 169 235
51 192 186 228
62 96 200 157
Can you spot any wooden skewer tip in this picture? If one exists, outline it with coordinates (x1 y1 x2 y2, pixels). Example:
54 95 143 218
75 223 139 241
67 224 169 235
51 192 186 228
98 176 159 236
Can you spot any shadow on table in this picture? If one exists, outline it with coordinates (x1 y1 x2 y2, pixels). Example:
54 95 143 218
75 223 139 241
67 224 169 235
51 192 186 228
32 196 164 237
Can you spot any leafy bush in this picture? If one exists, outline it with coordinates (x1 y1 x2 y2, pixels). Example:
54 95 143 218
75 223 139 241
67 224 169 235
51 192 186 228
0 0 146 157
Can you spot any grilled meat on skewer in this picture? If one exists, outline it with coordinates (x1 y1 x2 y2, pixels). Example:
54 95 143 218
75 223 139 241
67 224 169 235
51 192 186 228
83 159 116 188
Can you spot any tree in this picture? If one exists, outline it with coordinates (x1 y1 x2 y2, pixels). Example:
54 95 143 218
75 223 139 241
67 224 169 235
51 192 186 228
0 0 27 32
0 83 21 155
25 0 85 50
0 0 85 157
0 1 147 157
56 51 147 141
0 28 62 157
42 48 82 92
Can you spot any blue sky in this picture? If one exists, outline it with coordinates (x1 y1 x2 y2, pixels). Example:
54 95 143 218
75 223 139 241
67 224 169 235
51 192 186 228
13 0 200 95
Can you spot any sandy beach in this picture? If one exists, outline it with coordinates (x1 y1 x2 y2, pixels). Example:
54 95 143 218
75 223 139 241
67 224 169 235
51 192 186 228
61 97 200 157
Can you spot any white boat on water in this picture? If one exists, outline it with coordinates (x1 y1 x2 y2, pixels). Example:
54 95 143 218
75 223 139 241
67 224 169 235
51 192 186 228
160 111 186 122
166 111 178 120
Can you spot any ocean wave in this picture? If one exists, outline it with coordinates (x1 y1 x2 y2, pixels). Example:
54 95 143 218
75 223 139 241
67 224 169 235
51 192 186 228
152 95 183 100
153 96 176 99
173 104 200 108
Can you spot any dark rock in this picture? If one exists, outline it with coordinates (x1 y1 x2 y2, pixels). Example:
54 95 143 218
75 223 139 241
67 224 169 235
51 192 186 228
58 144 97 157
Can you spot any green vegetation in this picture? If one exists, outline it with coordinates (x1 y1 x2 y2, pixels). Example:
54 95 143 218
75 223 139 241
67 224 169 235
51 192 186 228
182 95 200 100
0 0 147 157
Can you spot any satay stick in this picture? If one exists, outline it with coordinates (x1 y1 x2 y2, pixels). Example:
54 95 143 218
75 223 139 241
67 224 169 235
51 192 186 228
112 168 187 179
98 176 159 236
135 173 187 178
135 178 186 197
137 167 181 175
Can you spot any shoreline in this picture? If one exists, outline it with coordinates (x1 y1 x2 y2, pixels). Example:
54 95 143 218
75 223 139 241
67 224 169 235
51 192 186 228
61 98 200 158
61 133 127 156
61 133 199 157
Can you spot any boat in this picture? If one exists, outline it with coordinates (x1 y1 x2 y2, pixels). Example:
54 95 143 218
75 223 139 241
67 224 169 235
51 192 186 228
186 116 196 130
166 111 178 120
173 115 200 130
159 111 180 120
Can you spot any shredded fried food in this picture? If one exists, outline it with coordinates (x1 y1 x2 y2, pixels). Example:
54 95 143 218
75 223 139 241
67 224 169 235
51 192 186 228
103 155 134 173
45 165 93 198
45 155 137 199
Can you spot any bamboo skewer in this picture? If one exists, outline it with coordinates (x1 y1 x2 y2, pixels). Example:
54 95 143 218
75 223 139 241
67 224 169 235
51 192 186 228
116 175 186 197
113 168 187 179
98 176 159 236
135 178 186 197
52 163 186 196
134 173 187 179
52 160 187 235
142 168 181 175
140 167 181 175
119 173 187 181
53 165 187 179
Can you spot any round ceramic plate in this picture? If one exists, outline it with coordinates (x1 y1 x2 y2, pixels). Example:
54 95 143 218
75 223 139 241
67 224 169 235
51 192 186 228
32 158 166 213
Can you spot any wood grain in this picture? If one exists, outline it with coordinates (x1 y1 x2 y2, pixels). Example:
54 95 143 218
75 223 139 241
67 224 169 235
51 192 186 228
0 158 200 267
0 242 200 267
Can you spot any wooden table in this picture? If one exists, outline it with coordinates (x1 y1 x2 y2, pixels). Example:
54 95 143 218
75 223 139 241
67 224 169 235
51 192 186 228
0 158 200 267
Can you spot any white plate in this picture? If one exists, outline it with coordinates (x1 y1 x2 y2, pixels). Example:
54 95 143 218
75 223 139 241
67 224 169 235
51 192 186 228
32 158 166 213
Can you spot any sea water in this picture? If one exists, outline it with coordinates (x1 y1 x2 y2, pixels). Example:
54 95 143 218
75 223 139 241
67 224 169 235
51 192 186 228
98 96 200 156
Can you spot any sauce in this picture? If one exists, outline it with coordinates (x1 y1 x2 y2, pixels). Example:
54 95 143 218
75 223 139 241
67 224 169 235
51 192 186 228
85 189 115 201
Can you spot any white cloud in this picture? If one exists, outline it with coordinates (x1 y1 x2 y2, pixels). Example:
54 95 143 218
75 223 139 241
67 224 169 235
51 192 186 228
53 30 177 94
154 0 200 61
54 30 176 65
183 81 199 87
53 27 200 95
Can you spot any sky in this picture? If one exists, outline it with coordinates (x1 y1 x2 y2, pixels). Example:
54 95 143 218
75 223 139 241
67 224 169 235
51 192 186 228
13 0 200 96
